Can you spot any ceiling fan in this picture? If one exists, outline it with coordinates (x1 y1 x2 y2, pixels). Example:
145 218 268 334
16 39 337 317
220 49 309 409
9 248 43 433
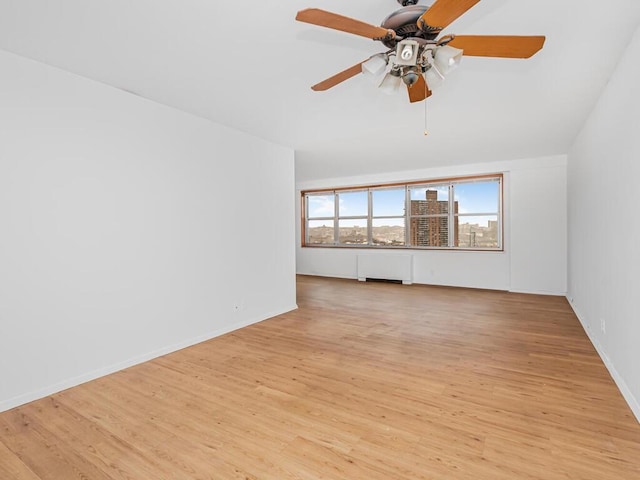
296 0 546 103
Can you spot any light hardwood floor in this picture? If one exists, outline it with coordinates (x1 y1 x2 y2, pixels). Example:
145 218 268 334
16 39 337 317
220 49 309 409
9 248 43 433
1 275 639 479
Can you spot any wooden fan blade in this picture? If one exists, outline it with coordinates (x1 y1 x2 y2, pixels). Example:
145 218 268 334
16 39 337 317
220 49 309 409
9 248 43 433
418 0 480 30
296 8 395 40
448 35 546 58
407 75 432 103
311 61 366 92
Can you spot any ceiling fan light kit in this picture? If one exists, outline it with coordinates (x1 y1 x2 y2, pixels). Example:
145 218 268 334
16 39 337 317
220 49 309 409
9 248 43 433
362 54 388 78
296 0 545 104
433 45 463 74
360 38 461 94
424 63 445 90
379 70 403 95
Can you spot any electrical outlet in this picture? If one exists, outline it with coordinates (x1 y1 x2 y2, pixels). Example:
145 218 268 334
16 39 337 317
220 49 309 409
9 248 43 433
600 318 606 334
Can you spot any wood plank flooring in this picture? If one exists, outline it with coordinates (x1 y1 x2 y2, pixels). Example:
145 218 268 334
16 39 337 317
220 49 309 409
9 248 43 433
1 275 639 479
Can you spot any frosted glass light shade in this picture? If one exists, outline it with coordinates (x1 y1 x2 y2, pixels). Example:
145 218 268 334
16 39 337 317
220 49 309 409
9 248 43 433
379 72 402 95
424 65 445 90
434 45 463 74
362 54 387 77
361 54 388 86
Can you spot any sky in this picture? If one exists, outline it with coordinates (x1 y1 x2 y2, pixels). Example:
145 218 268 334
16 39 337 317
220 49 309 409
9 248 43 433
307 180 500 224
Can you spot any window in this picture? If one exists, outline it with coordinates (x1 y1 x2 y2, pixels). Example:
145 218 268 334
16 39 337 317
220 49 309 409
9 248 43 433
372 188 405 246
303 175 502 250
338 191 368 245
454 181 500 248
409 184 450 247
306 193 335 245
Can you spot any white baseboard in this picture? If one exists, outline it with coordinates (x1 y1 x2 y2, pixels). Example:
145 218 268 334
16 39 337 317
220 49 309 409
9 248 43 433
509 288 567 296
297 272 356 280
568 300 640 424
0 304 298 413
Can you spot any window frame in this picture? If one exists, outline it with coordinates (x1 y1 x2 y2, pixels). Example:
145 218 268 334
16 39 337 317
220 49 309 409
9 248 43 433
304 192 337 246
302 174 503 251
371 187 407 247
337 189 369 245
407 183 453 249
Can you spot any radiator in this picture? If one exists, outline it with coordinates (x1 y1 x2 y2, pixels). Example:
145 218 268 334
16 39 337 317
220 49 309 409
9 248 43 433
356 254 413 285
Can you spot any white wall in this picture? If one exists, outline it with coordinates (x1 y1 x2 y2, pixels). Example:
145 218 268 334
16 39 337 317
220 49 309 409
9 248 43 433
0 50 297 412
296 155 567 295
509 163 567 294
567 25 640 421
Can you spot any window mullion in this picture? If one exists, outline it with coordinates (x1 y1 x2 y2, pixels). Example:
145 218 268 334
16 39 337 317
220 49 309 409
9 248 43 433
405 186 410 247
305 195 309 245
498 177 503 249
457 212 498 217
334 192 339 245
448 184 454 247
367 190 373 245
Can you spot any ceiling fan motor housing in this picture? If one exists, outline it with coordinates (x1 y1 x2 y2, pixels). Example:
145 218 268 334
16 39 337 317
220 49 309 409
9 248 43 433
381 5 439 48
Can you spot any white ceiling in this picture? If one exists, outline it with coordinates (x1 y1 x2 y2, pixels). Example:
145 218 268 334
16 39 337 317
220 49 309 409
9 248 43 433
1 0 639 181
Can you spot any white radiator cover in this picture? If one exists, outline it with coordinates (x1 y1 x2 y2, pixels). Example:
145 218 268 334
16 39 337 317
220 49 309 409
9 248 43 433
356 254 413 285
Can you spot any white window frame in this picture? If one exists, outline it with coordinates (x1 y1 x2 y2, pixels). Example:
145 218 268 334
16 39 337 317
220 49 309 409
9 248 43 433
303 174 503 251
